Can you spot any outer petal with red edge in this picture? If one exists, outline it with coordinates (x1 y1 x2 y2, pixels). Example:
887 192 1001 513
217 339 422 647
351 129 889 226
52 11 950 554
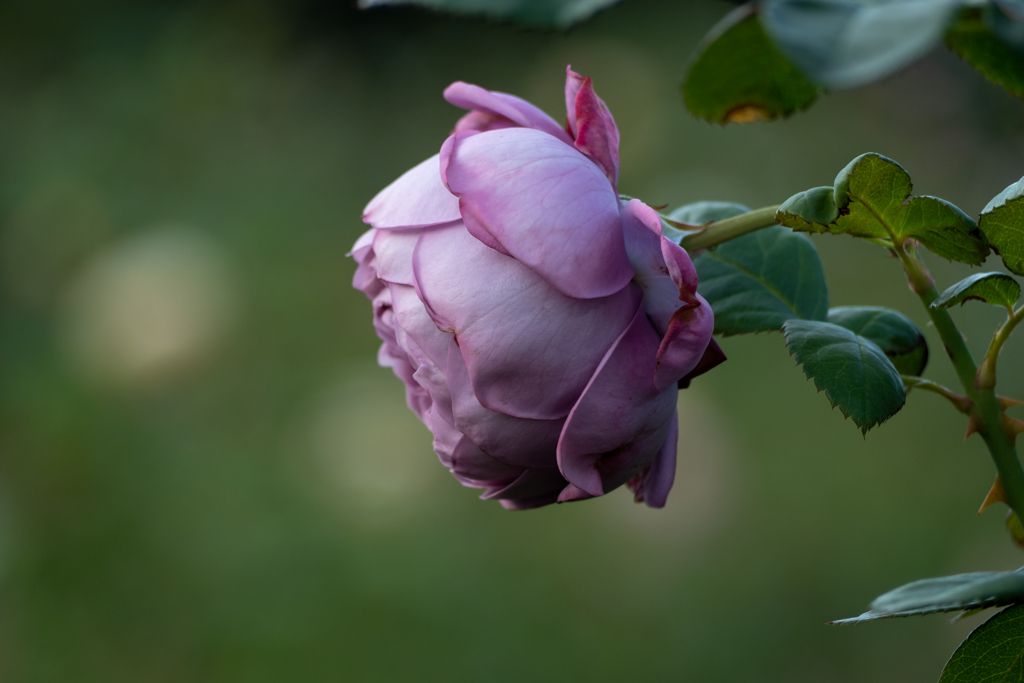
564 67 620 190
620 199 700 334
444 82 572 144
556 304 679 497
362 154 461 230
655 293 714 392
413 222 639 420
441 127 632 299
444 338 564 469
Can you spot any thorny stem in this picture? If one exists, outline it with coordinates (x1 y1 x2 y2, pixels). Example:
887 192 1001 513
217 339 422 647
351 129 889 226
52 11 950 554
680 205 781 251
893 242 1024 523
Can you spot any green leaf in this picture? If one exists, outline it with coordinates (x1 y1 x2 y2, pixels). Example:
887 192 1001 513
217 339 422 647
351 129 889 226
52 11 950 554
682 4 819 125
356 0 621 28
933 272 1021 310
833 567 1024 624
778 153 991 265
946 7 1024 101
980 176 1024 275
782 319 906 433
762 0 961 89
693 226 829 336
776 186 840 233
991 1 1024 52
939 604 1024 682
827 306 929 376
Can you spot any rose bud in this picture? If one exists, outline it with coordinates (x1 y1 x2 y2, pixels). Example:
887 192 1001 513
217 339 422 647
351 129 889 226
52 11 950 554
350 66 724 510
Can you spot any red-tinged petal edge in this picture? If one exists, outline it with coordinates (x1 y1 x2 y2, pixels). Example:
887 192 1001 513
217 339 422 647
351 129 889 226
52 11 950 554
654 294 715 392
565 66 620 191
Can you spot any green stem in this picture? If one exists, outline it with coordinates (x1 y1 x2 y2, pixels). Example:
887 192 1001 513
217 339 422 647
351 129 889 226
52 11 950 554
680 205 781 251
977 305 1024 390
894 244 1024 522
900 375 972 414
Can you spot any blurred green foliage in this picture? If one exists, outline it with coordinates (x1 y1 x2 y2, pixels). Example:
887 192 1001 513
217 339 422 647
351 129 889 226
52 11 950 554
1 1 1024 681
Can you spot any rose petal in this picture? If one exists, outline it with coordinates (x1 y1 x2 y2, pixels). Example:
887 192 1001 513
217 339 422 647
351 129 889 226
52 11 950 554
363 154 461 230
445 338 564 469
564 67 584 139
350 229 384 298
372 229 421 286
654 293 714 392
619 199 713 390
499 490 564 510
621 199 701 334
661 232 700 303
556 303 678 497
678 338 727 389
389 283 454 424
453 110 519 134
427 406 464 468
413 223 640 420
349 228 376 261
353 260 384 300
556 483 594 504
627 409 678 508
621 199 678 333
441 127 633 299
565 66 620 190
481 467 568 503
389 283 450 370
444 81 572 144
451 437 525 482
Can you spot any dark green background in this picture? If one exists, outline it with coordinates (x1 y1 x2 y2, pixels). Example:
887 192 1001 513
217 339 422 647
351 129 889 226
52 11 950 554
1 1 1024 680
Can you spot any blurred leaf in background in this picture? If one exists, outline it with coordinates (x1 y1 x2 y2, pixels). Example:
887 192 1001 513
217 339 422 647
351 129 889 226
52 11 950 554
358 0 624 28
0 1 1023 682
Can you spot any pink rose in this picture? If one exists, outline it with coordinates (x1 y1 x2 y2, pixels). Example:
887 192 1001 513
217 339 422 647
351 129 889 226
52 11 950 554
351 67 722 510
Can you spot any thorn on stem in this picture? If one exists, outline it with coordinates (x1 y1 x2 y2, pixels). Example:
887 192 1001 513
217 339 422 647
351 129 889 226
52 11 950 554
965 413 984 442
979 477 1008 516
1000 396 1024 411
1002 415 1024 444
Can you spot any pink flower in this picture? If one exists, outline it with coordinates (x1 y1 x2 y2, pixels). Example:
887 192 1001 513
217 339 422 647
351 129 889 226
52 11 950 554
351 67 722 510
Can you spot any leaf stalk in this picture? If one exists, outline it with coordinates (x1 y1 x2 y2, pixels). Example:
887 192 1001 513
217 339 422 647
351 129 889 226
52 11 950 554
901 376 973 414
680 205 781 251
